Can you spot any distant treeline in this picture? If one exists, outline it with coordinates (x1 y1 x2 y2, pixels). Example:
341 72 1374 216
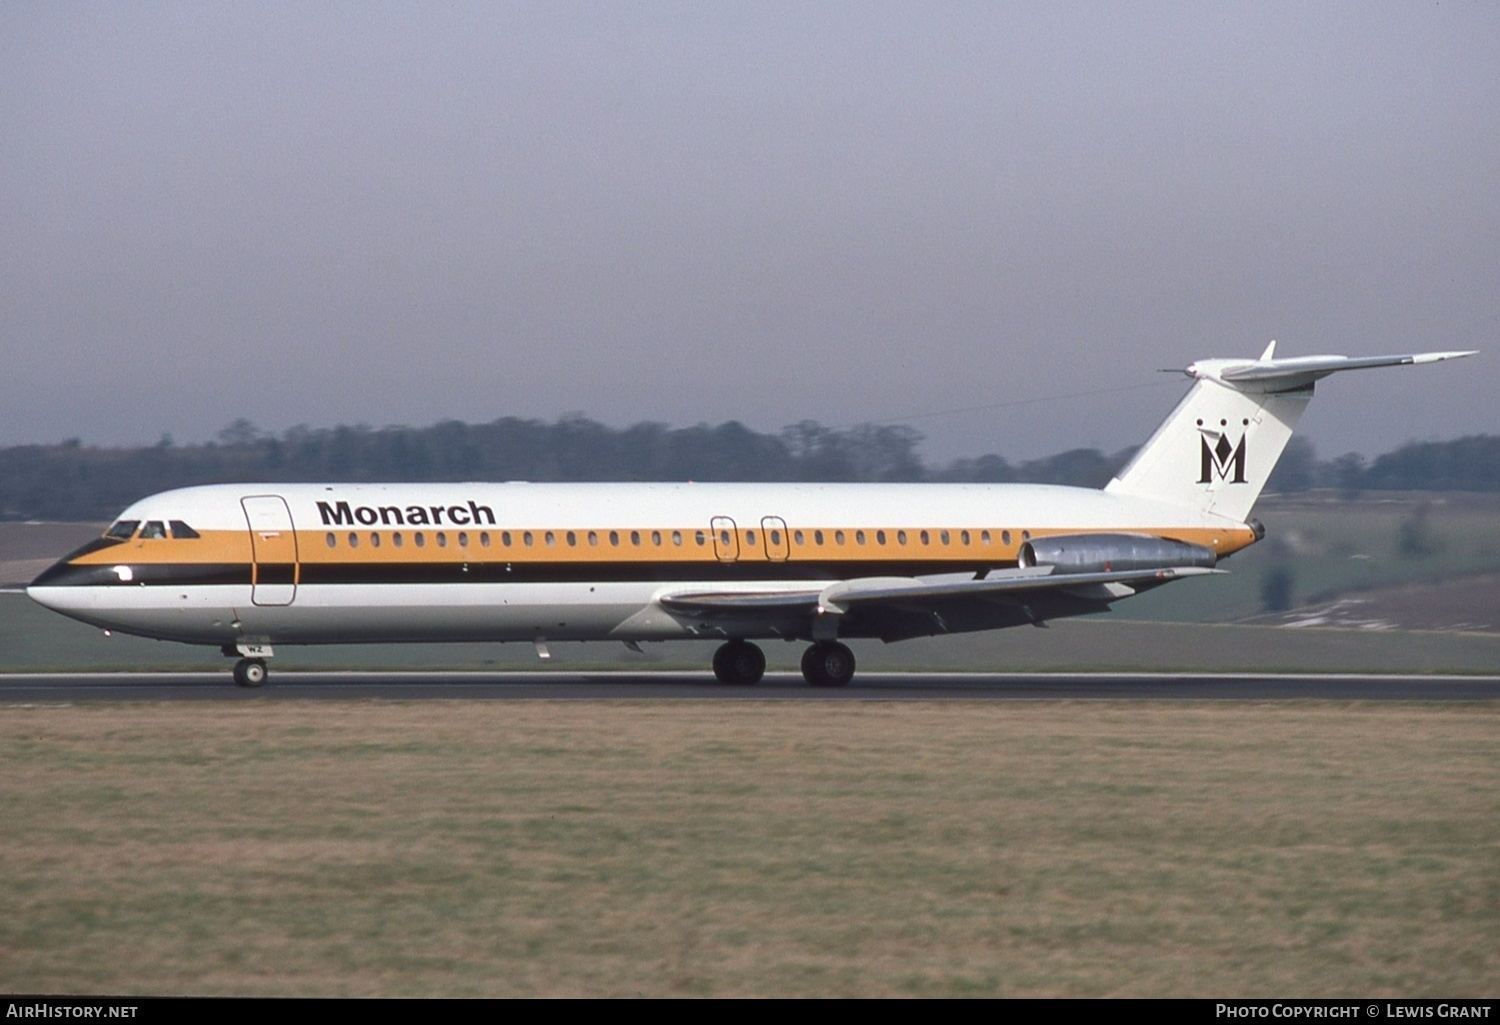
0 417 1495 520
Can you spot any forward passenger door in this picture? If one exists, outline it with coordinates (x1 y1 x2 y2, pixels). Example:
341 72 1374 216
241 495 299 606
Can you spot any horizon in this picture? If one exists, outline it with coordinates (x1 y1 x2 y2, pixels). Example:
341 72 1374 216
10 408 1490 469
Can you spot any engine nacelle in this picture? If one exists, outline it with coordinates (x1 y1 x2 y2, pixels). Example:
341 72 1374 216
1017 533 1217 574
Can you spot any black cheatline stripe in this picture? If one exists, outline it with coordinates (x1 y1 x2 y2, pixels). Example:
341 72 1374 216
255 563 296 585
37 558 1016 588
298 559 1006 585
29 563 252 588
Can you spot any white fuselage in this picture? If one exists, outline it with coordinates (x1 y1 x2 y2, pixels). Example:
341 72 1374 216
27 481 1256 649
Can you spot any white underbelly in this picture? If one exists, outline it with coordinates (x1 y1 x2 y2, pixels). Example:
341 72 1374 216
28 581 715 644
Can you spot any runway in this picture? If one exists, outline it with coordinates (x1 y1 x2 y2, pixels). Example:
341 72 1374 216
2 670 1498 701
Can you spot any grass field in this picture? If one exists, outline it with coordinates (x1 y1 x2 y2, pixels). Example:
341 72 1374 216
1 701 1495 996
1115 492 1500 624
2 497 1497 996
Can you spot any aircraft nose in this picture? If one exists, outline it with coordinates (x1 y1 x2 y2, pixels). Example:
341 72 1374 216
26 557 109 614
25 584 70 620
28 557 93 591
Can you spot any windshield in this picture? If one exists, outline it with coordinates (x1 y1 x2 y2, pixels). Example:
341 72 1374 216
104 520 139 540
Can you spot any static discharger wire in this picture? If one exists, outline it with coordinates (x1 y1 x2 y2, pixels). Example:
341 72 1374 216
835 377 1178 432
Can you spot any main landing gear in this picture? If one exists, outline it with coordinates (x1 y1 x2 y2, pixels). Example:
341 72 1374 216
712 640 766 685
801 641 855 688
710 640 857 688
232 658 267 688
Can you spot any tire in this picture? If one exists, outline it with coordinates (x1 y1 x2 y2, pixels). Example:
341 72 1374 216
801 642 855 687
712 641 765 685
233 658 267 688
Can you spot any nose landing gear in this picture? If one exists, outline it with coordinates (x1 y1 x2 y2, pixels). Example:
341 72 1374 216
232 658 268 688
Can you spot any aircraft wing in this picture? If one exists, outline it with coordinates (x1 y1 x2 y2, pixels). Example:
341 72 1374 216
658 564 1221 617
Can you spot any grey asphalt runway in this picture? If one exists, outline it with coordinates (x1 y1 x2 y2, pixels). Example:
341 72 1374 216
2 671 1498 701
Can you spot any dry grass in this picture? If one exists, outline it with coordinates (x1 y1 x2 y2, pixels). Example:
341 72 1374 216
1 701 1496 996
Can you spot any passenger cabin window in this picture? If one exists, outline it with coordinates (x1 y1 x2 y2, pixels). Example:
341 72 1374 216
105 520 139 540
168 521 200 539
139 521 167 540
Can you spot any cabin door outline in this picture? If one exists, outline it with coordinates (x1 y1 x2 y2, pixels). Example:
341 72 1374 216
761 516 790 561
241 495 299 606
710 516 739 562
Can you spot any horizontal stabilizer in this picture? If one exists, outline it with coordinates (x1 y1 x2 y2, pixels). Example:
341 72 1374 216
1187 349 1476 393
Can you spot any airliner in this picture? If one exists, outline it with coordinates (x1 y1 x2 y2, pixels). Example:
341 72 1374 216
27 345 1475 687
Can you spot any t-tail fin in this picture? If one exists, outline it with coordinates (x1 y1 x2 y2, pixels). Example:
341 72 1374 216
1104 345 1476 522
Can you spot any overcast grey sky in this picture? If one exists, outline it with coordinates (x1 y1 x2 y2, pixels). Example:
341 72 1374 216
2 2 1495 462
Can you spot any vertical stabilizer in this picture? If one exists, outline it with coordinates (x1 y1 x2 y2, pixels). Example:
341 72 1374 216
1105 378 1309 522
1105 347 1475 522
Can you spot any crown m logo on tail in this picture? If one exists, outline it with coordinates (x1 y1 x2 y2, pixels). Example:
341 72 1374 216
1198 419 1248 484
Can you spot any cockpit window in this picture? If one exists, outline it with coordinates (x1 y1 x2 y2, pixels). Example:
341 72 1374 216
169 520 200 539
105 520 140 540
139 521 168 540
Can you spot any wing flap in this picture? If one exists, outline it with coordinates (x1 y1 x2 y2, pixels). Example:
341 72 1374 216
658 589 823 614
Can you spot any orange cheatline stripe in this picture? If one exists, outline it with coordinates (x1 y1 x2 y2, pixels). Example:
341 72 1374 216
69 524 1257 567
